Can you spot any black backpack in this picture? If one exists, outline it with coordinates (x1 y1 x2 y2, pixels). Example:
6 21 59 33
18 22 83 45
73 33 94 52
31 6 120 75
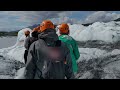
40 40 67 79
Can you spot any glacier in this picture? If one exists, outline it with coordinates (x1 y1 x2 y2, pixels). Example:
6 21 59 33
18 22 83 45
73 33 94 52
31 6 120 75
1 21 120 79
70 21 120 43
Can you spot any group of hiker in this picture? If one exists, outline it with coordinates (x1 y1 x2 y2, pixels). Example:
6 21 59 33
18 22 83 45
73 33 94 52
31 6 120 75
23 20 80 79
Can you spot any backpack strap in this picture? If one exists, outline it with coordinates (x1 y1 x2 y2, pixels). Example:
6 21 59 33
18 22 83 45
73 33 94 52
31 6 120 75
64 59 67 64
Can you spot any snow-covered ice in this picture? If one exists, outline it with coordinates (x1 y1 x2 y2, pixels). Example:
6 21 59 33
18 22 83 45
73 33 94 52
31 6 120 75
14 67 25 79
78 48 120 63
78 48 107 62
69 21 120 43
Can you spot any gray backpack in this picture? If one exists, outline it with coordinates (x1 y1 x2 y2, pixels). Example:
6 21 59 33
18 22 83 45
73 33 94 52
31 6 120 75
41 39 67 79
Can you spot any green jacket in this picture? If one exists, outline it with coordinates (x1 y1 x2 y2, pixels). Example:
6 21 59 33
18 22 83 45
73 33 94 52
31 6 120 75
59 35 80 73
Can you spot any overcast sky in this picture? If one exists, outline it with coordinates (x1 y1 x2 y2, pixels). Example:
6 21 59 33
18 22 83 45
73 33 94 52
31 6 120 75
0 11 120 31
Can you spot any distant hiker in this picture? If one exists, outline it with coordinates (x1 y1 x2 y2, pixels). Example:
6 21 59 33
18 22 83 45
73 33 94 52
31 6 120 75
24 28 38 64
24 20 74 79
24 30 30 64
24 30 30 38
24 27 39 50
57 23 80 76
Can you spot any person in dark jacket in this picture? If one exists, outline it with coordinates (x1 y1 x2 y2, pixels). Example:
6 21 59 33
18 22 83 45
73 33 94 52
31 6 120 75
24 30 38 50
24 28 39 64
24 30 30 64
24 30 30 38
23 20 74 79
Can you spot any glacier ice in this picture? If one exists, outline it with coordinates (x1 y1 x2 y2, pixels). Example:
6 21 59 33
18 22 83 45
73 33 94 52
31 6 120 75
0 28 32 63
69 21 120 43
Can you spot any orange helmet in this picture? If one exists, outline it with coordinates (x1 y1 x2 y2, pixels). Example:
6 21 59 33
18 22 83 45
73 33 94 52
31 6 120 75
39 20 54 32
24 30 30 36
58 23 69 34
32 26 40 32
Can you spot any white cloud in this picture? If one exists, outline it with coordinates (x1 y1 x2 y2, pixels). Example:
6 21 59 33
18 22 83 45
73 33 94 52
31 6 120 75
83 11 120 24
1 11 120 31
3 11 65 20
0 11 72 31
4 11 74 25
51 16 81 25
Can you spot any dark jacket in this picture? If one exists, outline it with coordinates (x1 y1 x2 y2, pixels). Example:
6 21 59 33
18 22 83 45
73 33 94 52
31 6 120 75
24 31 38 50
24 29 74 79
24 31 38 64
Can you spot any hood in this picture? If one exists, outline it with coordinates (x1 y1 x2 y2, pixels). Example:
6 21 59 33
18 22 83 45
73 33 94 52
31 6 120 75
38 29 60 46
31 31 38 38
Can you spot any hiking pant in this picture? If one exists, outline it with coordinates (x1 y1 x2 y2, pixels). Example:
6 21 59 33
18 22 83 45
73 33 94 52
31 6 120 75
24 50 28 64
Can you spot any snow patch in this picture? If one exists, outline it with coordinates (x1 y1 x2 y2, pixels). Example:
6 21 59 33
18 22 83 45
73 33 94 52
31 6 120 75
78 48 107 62
14 67 25 79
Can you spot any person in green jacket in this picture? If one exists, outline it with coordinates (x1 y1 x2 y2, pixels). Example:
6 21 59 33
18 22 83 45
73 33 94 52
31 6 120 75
57 23 80 74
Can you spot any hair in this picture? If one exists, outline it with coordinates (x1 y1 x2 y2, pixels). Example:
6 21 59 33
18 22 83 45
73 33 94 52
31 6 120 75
25 34 30 37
